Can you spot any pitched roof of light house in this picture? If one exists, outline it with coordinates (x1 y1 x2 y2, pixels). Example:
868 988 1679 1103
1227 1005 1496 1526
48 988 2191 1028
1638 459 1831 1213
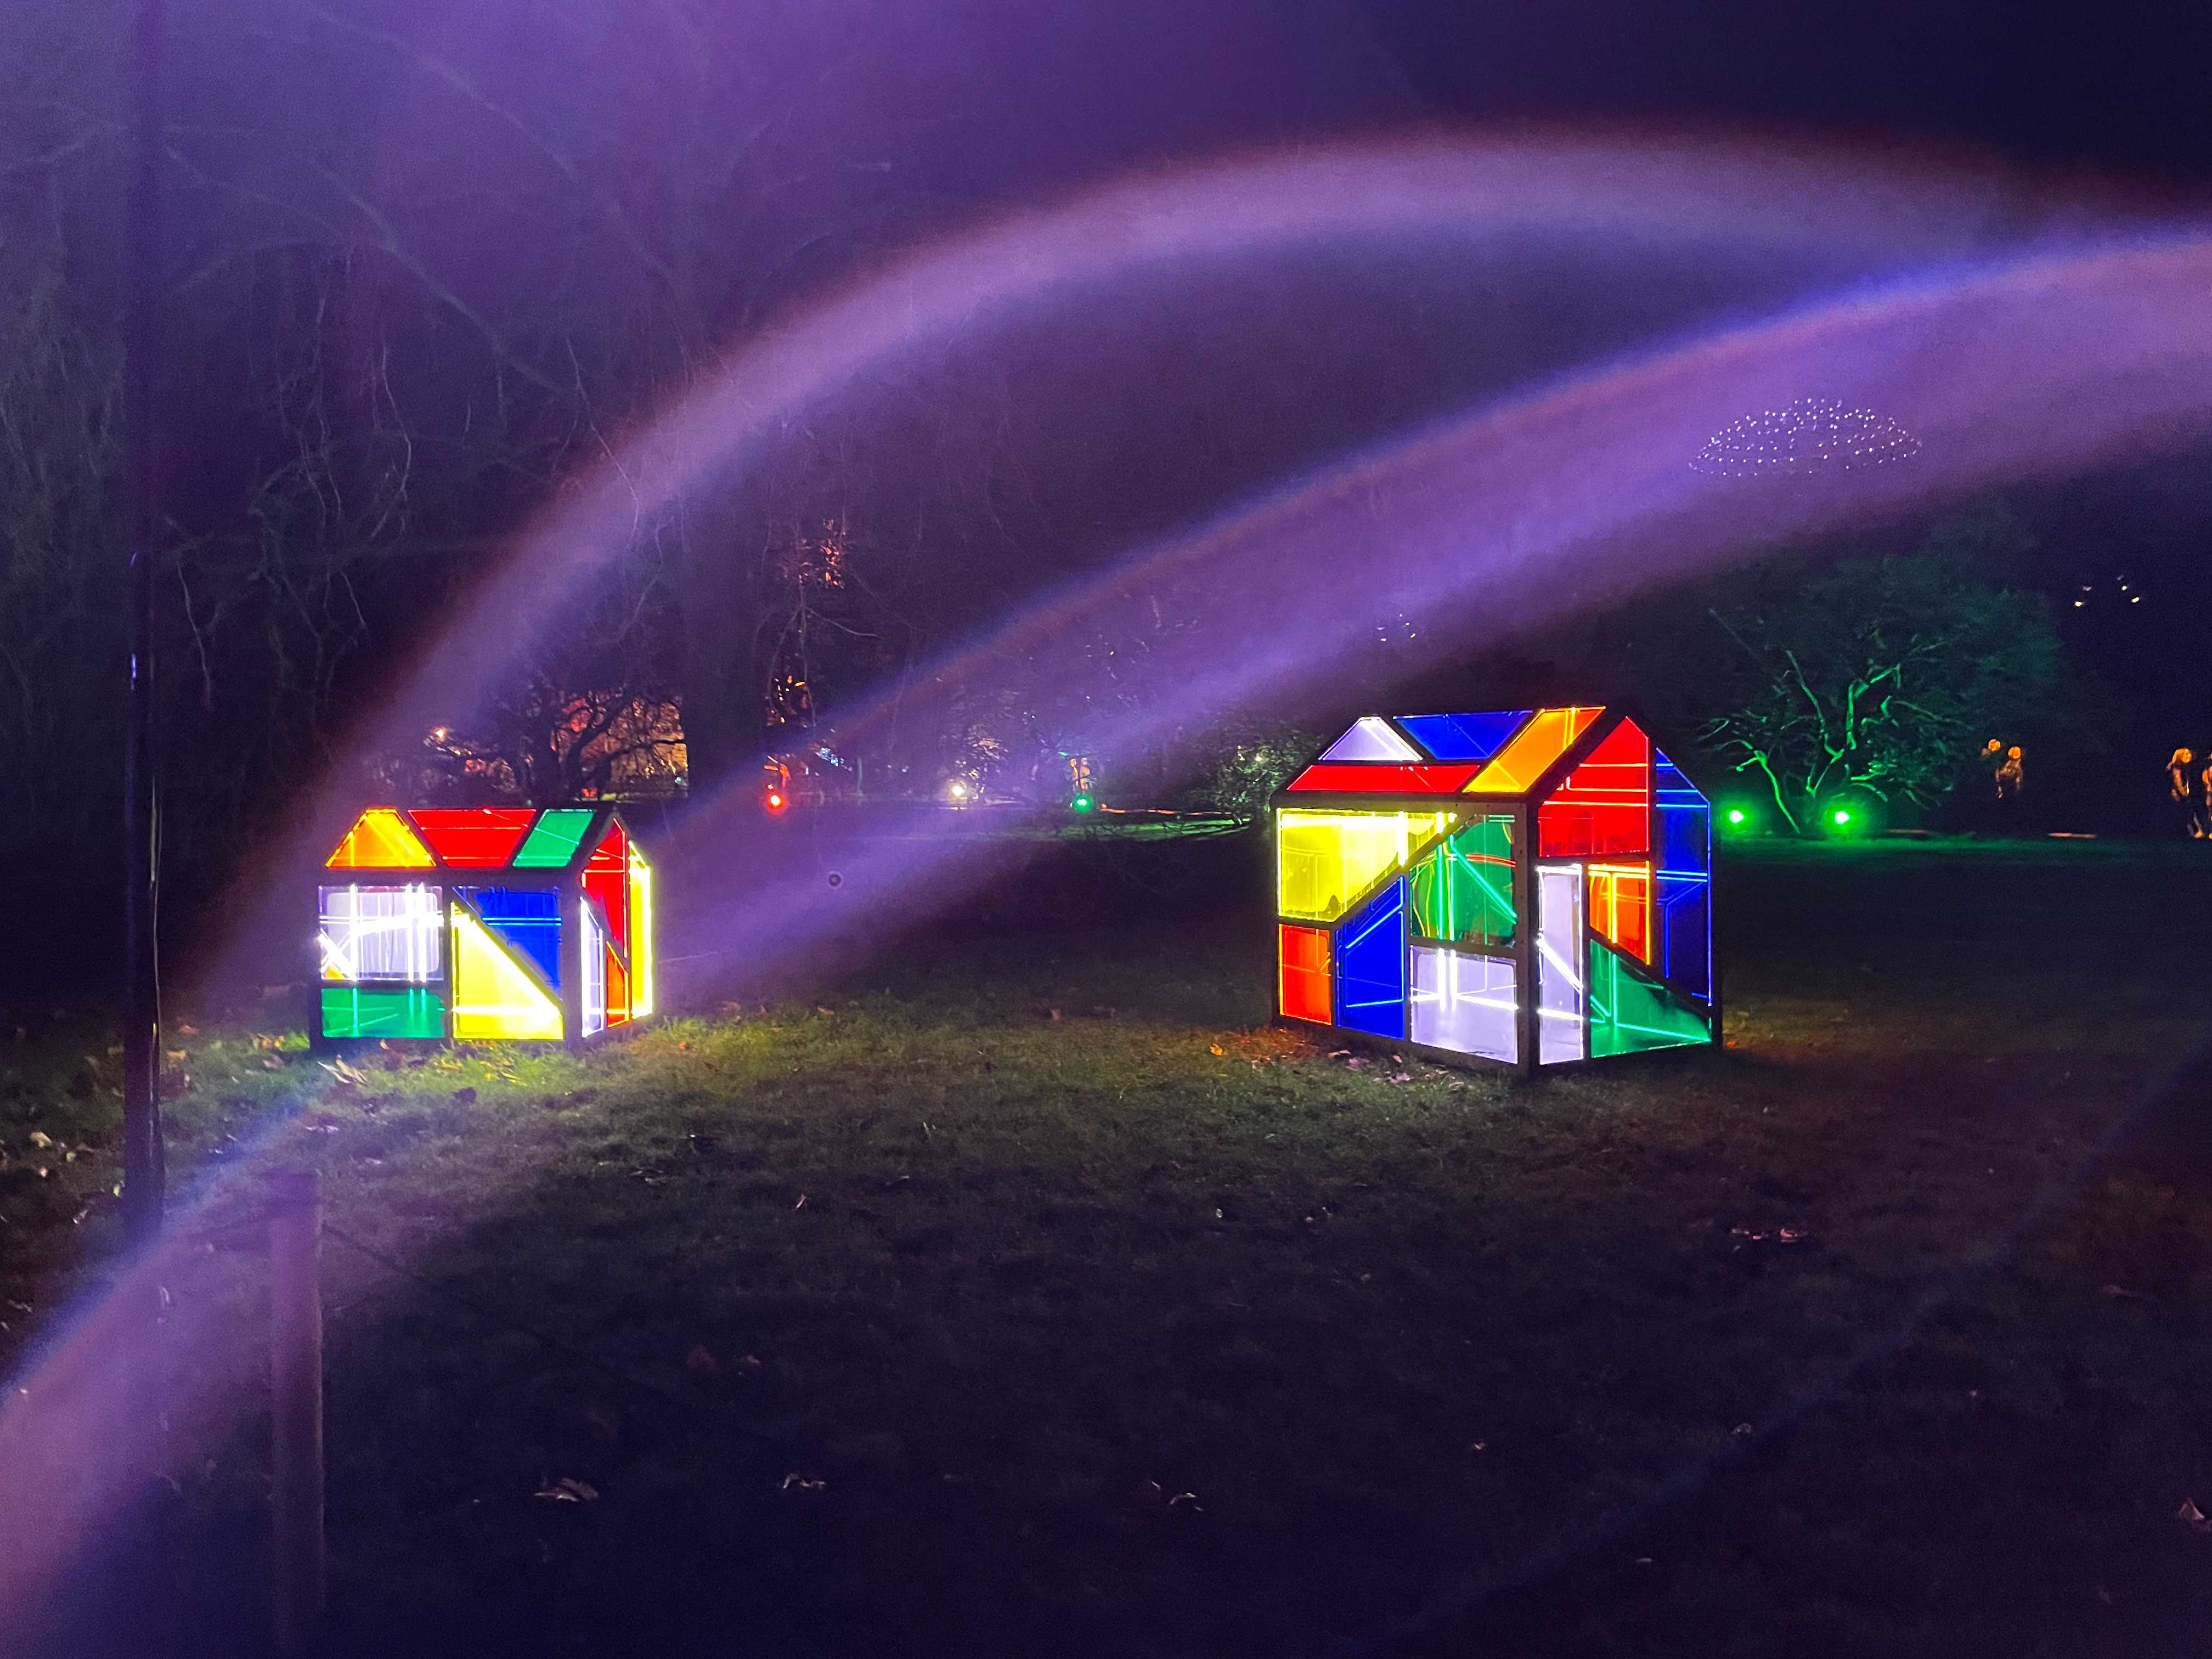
1276 707 1644 800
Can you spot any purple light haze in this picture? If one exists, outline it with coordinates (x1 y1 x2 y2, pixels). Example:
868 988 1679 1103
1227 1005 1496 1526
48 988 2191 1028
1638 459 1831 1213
655 233 2212 997
199 131 2176 994
10 134 2212 1632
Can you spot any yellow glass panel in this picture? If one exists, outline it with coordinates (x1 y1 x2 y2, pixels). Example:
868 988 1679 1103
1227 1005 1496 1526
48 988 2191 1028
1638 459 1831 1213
1469 706 1602 796
450 907 563 1040
1277 810 1455 924
326 807 436 869
627 847 654 1018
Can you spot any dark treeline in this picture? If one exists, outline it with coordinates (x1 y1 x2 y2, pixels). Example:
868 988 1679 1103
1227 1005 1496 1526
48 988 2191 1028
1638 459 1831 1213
5 1 2200 990
2 0 1431 963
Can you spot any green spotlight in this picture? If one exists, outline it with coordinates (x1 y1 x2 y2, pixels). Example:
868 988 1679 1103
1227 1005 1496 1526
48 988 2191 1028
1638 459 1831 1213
1070 793 1094 812
1725 808 1747 826
1832 806 1853 827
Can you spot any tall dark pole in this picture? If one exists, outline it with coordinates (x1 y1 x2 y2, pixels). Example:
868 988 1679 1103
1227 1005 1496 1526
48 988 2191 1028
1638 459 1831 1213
122 0 167 1240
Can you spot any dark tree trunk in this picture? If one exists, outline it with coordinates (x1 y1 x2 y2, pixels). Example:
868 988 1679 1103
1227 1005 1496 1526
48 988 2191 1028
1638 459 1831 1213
676 495 766 795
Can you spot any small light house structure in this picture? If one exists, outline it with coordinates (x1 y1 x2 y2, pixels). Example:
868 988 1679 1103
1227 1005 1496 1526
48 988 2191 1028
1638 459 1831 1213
1269 708 1715 1069
313 805 653 1046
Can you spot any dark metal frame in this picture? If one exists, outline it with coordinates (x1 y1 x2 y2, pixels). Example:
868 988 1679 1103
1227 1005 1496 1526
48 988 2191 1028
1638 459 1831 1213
1267 708 1718 1076
307 806 648 1053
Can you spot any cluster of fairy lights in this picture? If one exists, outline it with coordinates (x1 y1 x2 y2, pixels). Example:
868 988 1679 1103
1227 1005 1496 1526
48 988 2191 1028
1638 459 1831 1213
1690 396 1922 478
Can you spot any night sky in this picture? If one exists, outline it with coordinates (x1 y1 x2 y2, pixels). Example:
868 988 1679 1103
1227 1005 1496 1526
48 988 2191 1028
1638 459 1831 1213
1369 0 2212 185
1363 0 2212 784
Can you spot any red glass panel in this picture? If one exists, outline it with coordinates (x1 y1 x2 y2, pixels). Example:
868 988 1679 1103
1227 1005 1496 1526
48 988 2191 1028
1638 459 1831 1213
1278 924 1332 1022
1538 721 1651 857
1284 763 1480 795
408 808 537 868
583 821 630 951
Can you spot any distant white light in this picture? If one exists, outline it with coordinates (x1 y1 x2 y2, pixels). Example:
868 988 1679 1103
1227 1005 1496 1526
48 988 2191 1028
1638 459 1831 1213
1690 397 1922 478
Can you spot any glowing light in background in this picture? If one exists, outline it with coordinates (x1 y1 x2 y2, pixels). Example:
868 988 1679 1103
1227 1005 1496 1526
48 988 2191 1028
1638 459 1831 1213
1691 395 1924 477
230 130 2175 980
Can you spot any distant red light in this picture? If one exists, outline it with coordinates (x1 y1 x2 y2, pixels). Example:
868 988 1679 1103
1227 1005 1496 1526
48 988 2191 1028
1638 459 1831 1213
766 791 786 812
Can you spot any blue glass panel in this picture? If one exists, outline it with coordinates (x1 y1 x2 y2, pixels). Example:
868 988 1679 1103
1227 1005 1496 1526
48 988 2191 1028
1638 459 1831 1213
1652 748 1712 1005
1394 711 1532 762
457 887 563 990
1655 748 1711 876
1335 878 1406 1039
1656 871 1712 1006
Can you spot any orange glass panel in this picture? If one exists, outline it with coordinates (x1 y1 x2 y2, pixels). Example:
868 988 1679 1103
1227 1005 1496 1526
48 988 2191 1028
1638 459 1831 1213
584 822 630 952
605 946 631 1028
326 808 436 870
1278 924 1331 1023
1587 862 1653 963
1539 720 1651 856
409 808 537 868
1468 706 1601 796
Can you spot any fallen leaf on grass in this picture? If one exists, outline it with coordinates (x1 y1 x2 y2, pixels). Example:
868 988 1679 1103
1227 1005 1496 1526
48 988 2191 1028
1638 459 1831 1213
1209 1045 1224 1056
793 1193 807 1210
780 1474 826 1492
260 1057 285 1071
27 1132 51 1149
2180 1499 2210 1530
535 1478 599 1503
734 1355 764 1378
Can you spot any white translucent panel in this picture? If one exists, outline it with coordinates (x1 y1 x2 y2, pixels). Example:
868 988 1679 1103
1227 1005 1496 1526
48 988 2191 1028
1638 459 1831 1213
318 884 443 984
1536 863 1586 1064
1320 716 1423 763
1409 946 1519 1063
580 905 607 1038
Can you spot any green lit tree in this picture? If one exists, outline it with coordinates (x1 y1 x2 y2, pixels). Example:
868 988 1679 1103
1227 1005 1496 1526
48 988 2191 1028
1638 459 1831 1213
1697 544 2070 833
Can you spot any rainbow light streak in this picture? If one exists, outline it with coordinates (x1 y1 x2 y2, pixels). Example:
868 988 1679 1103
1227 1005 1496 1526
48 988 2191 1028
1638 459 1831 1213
217 131 2202 997
40 140 2212 1637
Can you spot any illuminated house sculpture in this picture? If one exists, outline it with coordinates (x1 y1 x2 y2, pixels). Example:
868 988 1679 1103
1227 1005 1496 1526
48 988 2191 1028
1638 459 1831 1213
1270 708 1714 1070
314 806 653 1046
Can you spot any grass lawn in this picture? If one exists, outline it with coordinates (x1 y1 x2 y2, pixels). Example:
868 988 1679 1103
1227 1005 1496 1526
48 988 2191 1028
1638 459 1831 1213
7 837 2212 1656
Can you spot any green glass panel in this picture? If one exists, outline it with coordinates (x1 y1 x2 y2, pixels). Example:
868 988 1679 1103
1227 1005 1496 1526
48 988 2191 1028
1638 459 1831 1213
321 986 445 1040
1409 815 1516 947
511 808 598 868
1587 939 1709 1057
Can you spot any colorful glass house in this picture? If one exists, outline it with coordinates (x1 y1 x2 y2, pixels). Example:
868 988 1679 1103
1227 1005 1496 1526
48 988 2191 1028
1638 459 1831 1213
314 806 653 1046
1270 708 1714 1070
